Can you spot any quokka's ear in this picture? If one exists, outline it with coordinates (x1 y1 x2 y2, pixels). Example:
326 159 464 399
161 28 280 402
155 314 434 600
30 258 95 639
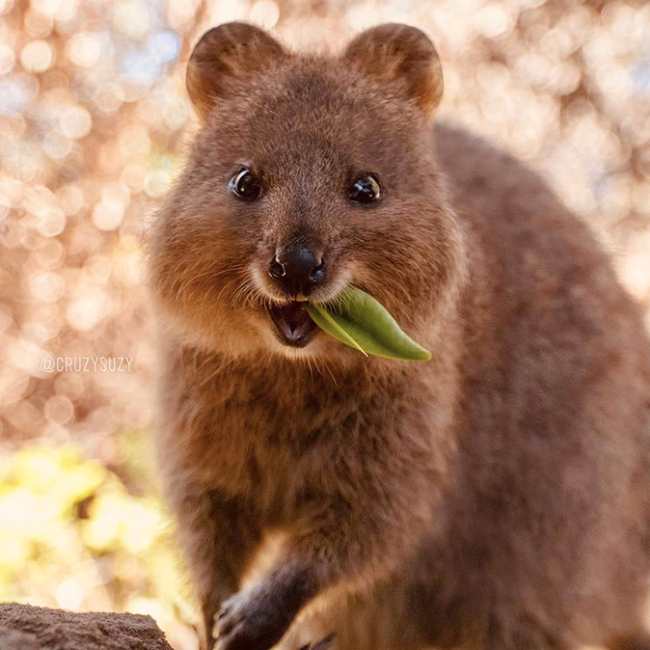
343 24 443 120
186 22 287 120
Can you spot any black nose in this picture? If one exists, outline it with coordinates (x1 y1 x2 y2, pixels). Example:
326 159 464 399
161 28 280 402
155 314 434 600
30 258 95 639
269 243 325 297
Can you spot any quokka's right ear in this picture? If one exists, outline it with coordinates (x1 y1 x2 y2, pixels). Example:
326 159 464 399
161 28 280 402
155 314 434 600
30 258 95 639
343 24 443 120
186 22 287 120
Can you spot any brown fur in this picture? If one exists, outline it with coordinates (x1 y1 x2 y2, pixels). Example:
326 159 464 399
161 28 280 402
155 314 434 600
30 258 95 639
148 22 650 650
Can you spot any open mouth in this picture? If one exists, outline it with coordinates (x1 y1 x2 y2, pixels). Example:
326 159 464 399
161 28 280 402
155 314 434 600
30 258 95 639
268 301 318 348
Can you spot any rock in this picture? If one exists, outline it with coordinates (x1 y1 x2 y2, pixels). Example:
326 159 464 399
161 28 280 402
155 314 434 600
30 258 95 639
0 626 40 650
0 603 175 650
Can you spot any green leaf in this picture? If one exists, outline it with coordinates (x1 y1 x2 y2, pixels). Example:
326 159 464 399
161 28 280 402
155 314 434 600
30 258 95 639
304 287 431 361
303 301 368 356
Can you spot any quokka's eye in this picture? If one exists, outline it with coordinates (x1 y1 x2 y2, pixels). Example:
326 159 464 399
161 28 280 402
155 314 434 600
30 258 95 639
348 174 382 205
229 168 262 201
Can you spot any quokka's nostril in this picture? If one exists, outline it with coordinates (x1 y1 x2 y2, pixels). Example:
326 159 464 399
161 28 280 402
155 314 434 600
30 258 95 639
309 260 325 283
269 257 286 279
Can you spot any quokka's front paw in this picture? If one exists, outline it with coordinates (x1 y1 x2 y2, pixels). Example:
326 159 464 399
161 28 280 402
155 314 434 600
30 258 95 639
214 587 294 650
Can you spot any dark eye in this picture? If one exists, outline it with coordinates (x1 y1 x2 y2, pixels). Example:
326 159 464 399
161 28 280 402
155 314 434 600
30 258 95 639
229 168 262 201
348 174 381 205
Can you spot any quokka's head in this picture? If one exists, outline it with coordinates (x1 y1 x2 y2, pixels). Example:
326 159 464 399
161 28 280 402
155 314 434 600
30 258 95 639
149 22 466 360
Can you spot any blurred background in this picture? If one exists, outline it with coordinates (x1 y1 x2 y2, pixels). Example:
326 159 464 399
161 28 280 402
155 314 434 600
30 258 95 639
0 0 649 648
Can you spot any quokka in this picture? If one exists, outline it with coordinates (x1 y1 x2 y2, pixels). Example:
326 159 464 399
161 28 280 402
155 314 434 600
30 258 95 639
148 21 650 650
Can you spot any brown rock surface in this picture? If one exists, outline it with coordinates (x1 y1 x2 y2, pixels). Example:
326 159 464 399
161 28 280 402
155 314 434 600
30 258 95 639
0 603 174 650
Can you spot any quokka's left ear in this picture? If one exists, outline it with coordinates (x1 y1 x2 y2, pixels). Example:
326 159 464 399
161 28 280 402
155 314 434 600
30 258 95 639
343 23 443 120
186 22 287 120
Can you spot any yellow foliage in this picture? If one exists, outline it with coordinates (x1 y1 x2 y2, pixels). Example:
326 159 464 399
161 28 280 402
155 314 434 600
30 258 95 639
0 443 198 649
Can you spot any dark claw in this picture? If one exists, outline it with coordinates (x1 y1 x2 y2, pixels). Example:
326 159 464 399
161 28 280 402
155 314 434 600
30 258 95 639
218 613 236 635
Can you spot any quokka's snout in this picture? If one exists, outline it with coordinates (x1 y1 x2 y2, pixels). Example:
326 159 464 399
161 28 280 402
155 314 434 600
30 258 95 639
266 240 326 299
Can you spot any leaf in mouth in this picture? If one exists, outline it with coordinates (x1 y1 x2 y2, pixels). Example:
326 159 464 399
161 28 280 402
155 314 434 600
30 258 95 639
304 287 431 361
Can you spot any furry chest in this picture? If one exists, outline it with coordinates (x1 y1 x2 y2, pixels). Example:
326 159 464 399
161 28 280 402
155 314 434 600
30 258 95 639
192 396 344 504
